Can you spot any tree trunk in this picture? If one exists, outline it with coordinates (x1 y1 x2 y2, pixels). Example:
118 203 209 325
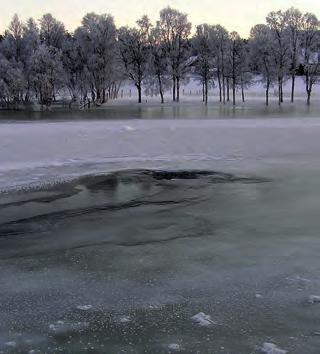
172 77 176 102
266 79 270 106
291 74 295 103
205 80 208 105
157 74 164 104
136 83 142 103
222 76 226 104
232 75 236 106
278 77 281 105
241 82 245 103
217 71 222 103
307 90 311 105
202 82 205 102
227 78 230 102
176 77 180 102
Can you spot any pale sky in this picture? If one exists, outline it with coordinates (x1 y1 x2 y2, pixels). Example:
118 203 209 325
1 0 320 37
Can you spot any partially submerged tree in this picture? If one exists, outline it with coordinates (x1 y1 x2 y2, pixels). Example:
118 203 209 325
148 24 170 103
29 44 64 107
158 7 191 102
75 13 119 104
209 25 229 103
300 13 320 105
118 16 151 103
192 24 214 104
249 24 277 105
266 10 290 105
284 7 303 103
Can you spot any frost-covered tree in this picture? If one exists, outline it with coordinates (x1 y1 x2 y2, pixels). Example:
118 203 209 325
209 25 229 103
29 44 64 107
192 24 214 104
118 16 151 103
284 7 303 102
75 13 119 104
300 13 320 105
39 14 65 48
249 25 277 106
266 10 291 105
0 55 25 106
147 25 170 103
226 32 244 105
158 7 191 102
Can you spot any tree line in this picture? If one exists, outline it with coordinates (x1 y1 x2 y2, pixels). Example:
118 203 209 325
0 7 319 109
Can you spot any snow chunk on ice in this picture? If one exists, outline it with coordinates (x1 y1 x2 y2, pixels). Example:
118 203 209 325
191 312 215 327
76 304 93 311
168 343 181 351
119 315 131 324
123 125 135 132
261 342 287 354
308 295 320 303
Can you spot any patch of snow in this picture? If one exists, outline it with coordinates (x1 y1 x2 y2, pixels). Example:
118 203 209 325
168 343 181 351
261 342 287 354
255 294 263 298
123 125 135 132
76 304 93 311
119 315 131 323
308 295 320 303
191 312 215 327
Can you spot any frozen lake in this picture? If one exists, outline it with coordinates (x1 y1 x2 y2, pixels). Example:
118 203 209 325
1 109 320 353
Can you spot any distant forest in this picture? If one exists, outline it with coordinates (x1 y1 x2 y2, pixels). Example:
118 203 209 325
0 7 319 108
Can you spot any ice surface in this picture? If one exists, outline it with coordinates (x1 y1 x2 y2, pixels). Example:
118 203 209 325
2 113 320 353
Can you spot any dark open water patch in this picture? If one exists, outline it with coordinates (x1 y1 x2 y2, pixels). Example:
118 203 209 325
0 169 268 240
